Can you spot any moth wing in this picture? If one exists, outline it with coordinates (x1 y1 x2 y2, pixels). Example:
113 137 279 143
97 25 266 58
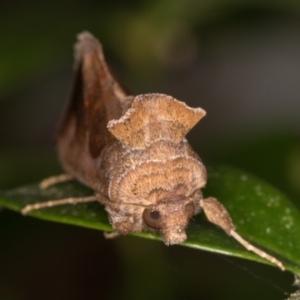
57 31 131 159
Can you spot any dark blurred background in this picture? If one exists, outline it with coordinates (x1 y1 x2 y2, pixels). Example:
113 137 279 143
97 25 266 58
1 1 300 299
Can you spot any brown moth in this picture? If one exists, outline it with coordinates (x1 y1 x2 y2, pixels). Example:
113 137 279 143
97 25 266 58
22 32 284 270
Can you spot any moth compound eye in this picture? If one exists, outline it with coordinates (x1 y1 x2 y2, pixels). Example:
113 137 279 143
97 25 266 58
185 202 195 219
143 208 162 229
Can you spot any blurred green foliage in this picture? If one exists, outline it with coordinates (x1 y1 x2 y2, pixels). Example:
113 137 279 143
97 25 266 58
2 0 300 97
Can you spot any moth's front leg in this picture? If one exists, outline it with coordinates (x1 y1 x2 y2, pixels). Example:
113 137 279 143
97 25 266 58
39 174 74 189
199 197 234 235
22 195 98 215
103 210 143 240
199 197 285 270
21 174 95 214
100 199 144 236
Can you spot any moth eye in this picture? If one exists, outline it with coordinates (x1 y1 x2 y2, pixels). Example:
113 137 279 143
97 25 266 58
143 208 162 229
185 202 195 219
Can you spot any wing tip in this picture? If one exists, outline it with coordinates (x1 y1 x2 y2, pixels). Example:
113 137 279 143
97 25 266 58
74 31 103 61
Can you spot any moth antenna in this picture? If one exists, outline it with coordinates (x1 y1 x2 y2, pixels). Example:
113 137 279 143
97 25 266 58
22 196 98 215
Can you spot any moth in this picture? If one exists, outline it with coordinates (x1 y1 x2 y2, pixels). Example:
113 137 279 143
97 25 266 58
22 32 284 270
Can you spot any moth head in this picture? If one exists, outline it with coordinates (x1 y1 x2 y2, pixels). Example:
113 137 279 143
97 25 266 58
142 196 195 245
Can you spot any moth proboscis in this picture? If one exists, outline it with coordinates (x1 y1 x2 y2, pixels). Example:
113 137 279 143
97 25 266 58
21 31 285 271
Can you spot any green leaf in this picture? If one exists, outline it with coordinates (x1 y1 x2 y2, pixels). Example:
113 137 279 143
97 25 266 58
0 165 299 275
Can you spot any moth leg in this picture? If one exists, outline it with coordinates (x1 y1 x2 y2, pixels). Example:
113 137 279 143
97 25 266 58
21 195 98 215
39 174 74 189
93 194 122 240
103 231 120 239
199 197 285 271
